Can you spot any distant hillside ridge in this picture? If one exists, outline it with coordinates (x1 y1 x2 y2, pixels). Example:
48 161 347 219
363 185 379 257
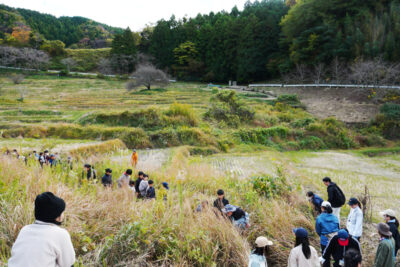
0 4 123 48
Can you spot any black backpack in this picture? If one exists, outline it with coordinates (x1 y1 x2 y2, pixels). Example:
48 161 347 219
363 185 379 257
335 185 346 206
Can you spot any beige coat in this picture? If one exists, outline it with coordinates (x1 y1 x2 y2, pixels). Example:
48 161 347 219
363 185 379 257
288 244 320 267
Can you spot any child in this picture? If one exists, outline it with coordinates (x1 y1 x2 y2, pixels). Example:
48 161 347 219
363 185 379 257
139 174 149 198
102 168 113 187
146 180 156 199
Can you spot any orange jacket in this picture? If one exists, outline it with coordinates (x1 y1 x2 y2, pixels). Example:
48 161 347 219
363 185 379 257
131 152 138 165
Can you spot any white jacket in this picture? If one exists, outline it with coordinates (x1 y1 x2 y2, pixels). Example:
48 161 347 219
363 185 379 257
8 220 75 267
346 206 363 237
287 245 320 267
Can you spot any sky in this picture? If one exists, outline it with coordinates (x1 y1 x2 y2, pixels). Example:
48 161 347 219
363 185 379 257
0 0 252 31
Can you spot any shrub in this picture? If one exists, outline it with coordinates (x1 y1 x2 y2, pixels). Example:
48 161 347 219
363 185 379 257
205 91 255 127
165 103 198 127
299 136 326 150
250 171 291 198
68 139 126 159
236 126 289 145
189 146 219 156
291 118 315 128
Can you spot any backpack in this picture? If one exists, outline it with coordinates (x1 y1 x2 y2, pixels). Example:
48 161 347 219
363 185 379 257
334 185 346 206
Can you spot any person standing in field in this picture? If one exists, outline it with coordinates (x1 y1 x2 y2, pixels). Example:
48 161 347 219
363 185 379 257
146 180 156 199
131 149 138 167
134 171 144 198
288 228 320 267
117 169 132 188
8 192 75 267
315 201 339 253
101 168 113 187
139 174 149 198
380 209 400 257
82 164 96 181
374 223 396 267
323 177 346 223
213 189 229 212
346 198 363 241
248 236 273 267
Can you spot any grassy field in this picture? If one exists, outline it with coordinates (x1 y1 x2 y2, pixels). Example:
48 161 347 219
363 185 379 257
1 74 400 266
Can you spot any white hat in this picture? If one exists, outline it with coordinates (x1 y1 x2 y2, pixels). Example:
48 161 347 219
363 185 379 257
380 209 396 218
255 236 273 247
321 201 331 208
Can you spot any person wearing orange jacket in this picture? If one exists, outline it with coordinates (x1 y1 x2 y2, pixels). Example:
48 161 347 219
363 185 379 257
131 149 138 167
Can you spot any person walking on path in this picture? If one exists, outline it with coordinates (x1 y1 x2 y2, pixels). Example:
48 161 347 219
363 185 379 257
8 192 75 267
307 191 324 214
321 229 361 267
380 209 400 257
346 198 363 241
223 204 250 229
374 223 396 267
288 227 320 267
131 149 138 168
117 169 132 188
323 177 346 223
248 236 273 267
316 201 340 252
101 168 113 187
213 189 229 212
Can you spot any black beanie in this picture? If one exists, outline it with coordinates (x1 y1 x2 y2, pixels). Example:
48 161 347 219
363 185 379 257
34 192 66 223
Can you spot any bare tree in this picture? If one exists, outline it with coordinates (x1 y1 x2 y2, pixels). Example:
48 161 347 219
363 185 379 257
126 64 169 90
98 58 113 75
0 46 49 70
61 58 77 73
312 63 326 84
9 74 28 102
330 57 349 84
10 74 24 85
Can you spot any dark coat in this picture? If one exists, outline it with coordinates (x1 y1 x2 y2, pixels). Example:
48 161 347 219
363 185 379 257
135 178 143 193
388 221 400 255
327 183 345 208
213 197 229 210
101 174 112 186
146 187 156 199
322 235 361 267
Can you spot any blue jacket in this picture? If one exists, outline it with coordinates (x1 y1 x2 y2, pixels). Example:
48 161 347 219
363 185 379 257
312 194 324 208
316 212 340 246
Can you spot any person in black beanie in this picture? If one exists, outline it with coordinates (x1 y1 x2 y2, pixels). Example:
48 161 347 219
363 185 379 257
8 192 75 267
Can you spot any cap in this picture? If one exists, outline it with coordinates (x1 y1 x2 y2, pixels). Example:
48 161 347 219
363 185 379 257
222 204 236 213
348 198 358 205
255 236 273 247
321 201 331 208
293 228 308 238
380 209 396 218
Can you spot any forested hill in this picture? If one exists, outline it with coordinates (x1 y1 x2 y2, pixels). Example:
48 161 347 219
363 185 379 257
0 4 123 47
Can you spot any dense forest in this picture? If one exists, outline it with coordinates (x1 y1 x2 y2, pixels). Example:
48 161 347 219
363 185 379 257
2 0 400 83
0 4 123 48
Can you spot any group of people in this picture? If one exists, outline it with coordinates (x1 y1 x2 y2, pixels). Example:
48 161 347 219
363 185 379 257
4 148 73 169
5 148 400 267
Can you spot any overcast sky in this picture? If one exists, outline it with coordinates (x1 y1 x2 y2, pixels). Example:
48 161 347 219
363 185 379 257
0 0 252 31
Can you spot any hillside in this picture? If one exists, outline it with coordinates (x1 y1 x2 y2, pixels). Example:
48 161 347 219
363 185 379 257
0 4 123 47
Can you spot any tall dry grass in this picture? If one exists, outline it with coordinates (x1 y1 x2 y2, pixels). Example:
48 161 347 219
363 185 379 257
0 147 316 266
